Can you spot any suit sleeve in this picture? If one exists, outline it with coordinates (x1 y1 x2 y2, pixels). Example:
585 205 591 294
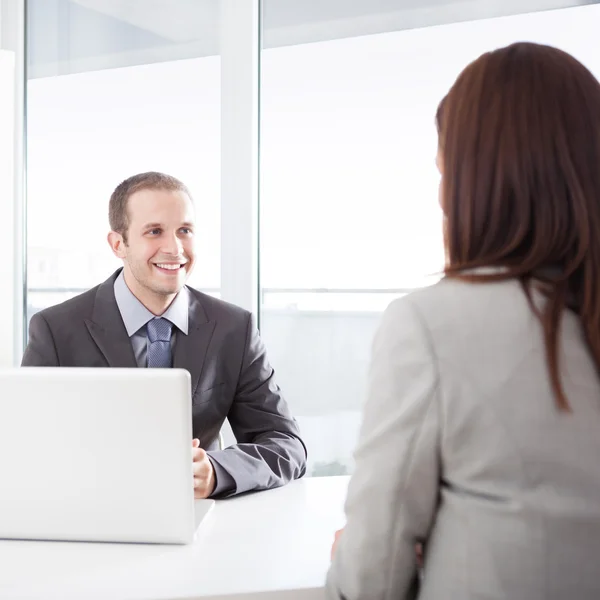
325 297 441 600
206 312 307 497
21 312 60 367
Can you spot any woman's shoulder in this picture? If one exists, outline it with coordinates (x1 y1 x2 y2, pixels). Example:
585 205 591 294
397 274 523 312
382 275 531 341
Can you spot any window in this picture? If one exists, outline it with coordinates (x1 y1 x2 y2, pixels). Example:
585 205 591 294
15 0 600 473
26 0 221 325
259 0 600 476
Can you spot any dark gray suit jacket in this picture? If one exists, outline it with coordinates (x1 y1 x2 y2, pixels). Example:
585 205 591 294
22 270 307 498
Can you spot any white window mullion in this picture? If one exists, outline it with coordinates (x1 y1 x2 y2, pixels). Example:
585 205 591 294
0 0 25 367
219 0 260 315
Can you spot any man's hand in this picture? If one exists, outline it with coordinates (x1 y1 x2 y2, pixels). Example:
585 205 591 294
192 438 216 499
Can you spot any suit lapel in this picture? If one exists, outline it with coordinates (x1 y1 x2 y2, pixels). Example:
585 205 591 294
173 289 216 396
85 271 137 368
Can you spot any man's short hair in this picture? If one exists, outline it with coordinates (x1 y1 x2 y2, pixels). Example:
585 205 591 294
109 172 191 243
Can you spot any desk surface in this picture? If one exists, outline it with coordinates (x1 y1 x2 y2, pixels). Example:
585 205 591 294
0 476 349 600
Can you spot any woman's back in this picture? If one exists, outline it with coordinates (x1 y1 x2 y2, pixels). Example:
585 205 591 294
409 275 600 599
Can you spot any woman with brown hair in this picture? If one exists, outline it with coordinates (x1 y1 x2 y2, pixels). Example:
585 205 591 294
325 42 600 599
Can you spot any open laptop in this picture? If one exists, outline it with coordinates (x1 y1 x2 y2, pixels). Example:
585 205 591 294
0 367 213 544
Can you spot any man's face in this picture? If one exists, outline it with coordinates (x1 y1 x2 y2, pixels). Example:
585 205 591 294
110 188 196 299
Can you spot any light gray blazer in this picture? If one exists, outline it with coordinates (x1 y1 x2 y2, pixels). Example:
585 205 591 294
22 270 307 498
326 276 600 600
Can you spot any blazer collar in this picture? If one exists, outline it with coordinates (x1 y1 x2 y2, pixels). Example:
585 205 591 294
85 269 137 368
173 288 216 396
85 269 215 394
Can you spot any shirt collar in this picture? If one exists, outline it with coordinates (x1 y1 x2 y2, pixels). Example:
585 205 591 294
113 270 189 337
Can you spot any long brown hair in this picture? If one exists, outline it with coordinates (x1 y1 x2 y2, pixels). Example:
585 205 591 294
436 42 600 411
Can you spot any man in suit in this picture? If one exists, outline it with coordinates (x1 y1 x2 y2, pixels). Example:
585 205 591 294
22 171 307 499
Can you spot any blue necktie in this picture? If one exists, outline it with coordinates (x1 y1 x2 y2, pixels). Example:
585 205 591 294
146 318 173 368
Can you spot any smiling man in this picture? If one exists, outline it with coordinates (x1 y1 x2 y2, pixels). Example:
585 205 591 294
21 172 307 498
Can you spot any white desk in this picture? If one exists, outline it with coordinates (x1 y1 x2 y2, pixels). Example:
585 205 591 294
0 476 349 600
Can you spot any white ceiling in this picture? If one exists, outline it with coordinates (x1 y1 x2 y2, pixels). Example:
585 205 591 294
70 0 215 43
30 0 594 78
69 0 594 44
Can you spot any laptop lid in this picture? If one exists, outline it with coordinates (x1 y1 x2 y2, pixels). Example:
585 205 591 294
0 367 206 544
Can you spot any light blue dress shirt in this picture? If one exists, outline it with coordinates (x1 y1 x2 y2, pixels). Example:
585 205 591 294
113 271 189 367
